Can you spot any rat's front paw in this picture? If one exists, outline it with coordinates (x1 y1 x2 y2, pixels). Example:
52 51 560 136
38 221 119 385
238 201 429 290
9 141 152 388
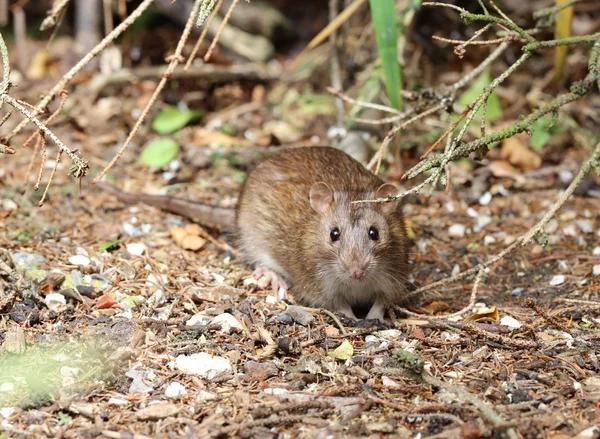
252 267 289 300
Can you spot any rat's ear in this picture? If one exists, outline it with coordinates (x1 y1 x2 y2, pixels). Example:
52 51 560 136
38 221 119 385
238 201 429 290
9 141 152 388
376 183 399 215
309 182 334 213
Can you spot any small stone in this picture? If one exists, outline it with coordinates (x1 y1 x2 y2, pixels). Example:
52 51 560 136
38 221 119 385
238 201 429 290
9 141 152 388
164 382 187 398
545 219 559 234
126 243 146 256
122 222 142 237
175 353 232 379
451 264 461 277
196 390 218 403
276 312 293 324
0 199 18 211
69 255 90 266
211 313 243 333
0 407 17 418
365 335 378 343
136 402 179 420
244 361 278 378
593 265 600 277
510 288 523 297
0 383 14 392
45 293 66 311
500 316 522 328
593 247 600 256
186 312 213 326
563 225 577 237
108 398 129 406
476 214 492 230
126 369 156 394
382 376 402 388
549 275 565 286
324 325 340 337
483 235 496 245
365 422 395 434
478 192 492 206
531 245 543 257
286 306 314 326
559 211 576 222
448 224 466 238
265 295 278 305
575 220 593 234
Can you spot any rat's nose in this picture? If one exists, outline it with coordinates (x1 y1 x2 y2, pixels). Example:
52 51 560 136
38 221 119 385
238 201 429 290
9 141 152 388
346 261 368 279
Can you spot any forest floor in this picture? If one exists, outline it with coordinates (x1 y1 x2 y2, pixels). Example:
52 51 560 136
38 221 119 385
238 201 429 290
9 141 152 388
1 11 600 439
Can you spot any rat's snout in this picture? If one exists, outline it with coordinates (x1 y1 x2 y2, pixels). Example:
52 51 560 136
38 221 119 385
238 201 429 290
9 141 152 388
343 258 370 280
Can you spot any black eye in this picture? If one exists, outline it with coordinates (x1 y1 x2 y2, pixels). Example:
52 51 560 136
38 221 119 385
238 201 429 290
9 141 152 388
369 226 379 241
330 227 341 242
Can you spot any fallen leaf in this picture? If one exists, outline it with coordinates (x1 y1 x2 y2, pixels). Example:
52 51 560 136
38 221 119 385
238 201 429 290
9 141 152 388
488 160 526 184
97 294 117 309
328 340 354 361
170 224 207 251
39 272 66 295
421 301 451 314
192 128 251 147
324 325 340 337
501 136 541 171
465 306 500 323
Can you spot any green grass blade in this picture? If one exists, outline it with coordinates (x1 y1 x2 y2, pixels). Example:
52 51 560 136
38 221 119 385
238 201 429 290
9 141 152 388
369 0 402 110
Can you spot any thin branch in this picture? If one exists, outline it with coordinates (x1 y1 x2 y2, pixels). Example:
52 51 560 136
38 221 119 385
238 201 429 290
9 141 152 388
94 0 203 182
184 0 224 70
204 0 239 62
6 0 156 142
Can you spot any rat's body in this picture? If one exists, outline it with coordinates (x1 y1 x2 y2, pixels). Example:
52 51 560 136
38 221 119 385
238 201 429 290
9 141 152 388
98 146 412 321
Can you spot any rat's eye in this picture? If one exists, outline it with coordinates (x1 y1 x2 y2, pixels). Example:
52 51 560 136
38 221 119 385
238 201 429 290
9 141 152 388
368 226 379 241
330 227 341 242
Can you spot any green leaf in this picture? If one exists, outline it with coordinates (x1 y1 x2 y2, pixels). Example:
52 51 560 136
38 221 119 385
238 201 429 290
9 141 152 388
151 106 204 134
99 239 123 252
328 340 354 361
458 69 503 121
369 0 402 110
138 138 179 167
530 116 565 150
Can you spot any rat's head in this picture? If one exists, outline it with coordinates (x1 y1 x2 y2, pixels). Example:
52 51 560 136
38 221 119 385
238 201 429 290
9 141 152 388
308 182 409 284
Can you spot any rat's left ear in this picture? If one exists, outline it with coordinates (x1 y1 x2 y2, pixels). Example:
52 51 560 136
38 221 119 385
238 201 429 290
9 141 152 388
376 183 399 215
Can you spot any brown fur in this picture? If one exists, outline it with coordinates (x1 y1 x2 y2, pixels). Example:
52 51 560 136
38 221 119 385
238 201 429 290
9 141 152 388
236 147 412 317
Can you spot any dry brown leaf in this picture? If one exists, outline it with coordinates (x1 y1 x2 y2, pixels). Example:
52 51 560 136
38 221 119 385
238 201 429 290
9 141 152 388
171 224 207 251
421 301 451 314
192 128 251 147
488 160 526 185
501 136 541 171
325 325 340 337
464 306 500 323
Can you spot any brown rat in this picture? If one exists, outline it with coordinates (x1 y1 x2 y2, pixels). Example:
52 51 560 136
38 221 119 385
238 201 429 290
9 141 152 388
97 146 412 321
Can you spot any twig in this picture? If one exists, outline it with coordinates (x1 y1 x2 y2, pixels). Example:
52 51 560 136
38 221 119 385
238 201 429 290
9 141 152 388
204 0 239 62
329 0 345 128
6 0 156 142
40 0 71 30
525 298 574 334
184 0 224 70
326 86 404 115
94 0 203 182
406 140 600 298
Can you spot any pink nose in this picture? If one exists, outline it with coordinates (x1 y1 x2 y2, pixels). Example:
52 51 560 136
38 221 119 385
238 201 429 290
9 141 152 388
349 268 364 279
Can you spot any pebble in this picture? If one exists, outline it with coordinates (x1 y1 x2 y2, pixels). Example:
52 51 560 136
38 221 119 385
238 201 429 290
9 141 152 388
175 353 232 379
0 407 17 418
531 245 544 258
68 255 90 266
479 192 492 206
108 398 129 406
575 220 593 234
0 382 14 392
122 222 142 237
558 260 569 270
211 313 243 333
126 243 146 256
286 305 314 326
196 390 218 403
510 288 523 297
549 275 565 286
448 224 466 238
164 382 187 398
562 225 577 237
381 376 403 388
126 369 156 394
476 214 492 230
500 316 522 328
451 264 461 277
186 312 213 326
276 312 293 324
593 247 600 256
593 265 600 277
545 219 558 234
0 199 18 211
483 235 496 245
45 293 66 311
136 403 179 420
265 295 278 305
12 252 47 268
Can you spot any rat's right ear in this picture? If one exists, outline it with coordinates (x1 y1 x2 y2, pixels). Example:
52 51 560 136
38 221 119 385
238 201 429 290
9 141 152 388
309 182 334 213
